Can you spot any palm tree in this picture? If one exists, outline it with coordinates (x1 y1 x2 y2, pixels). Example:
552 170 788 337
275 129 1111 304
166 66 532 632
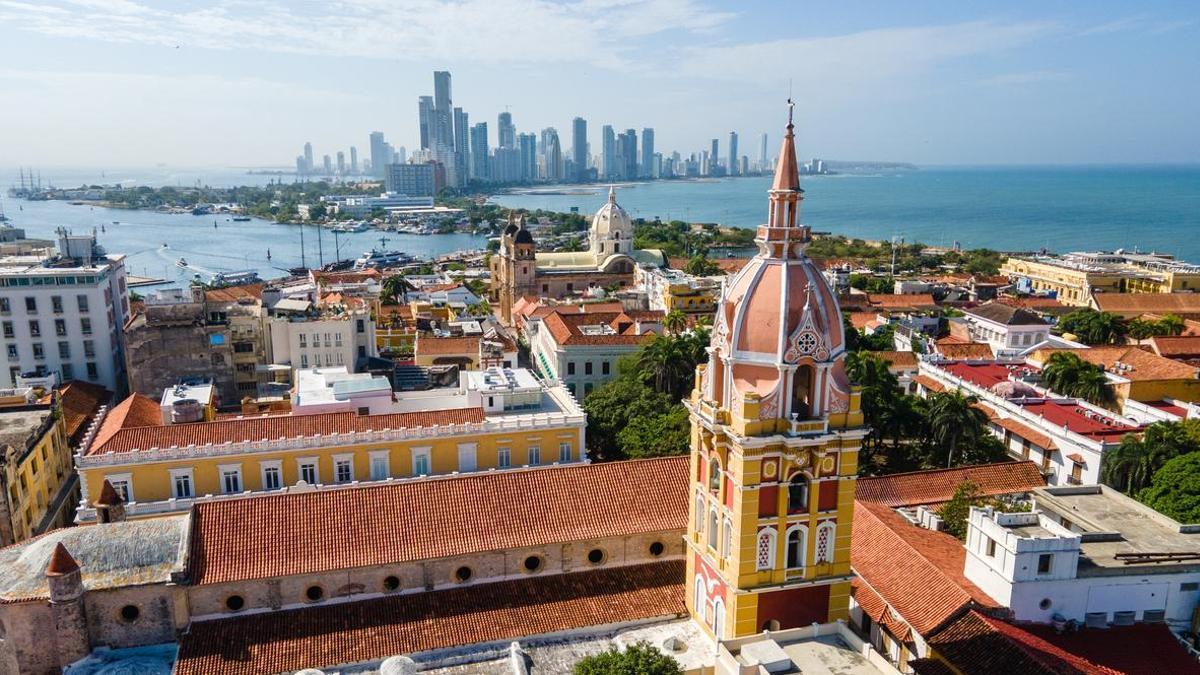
664 309 688 335
1069 367 1113 407
638 335 690 399
1160 313 1186 337
926 391 988 468
1101 422 1195 494
381 274 413 305
1041 351 1112 404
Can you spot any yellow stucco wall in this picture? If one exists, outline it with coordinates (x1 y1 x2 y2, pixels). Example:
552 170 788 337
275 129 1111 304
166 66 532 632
3 409 71 543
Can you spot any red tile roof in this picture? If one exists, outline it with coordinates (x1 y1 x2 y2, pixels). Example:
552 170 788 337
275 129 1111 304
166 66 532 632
913 374 947 393
542 310 658 346
990 416 1058 450
57 380 112 446
175 560 685 675
204 283 263 303
44 543 80 576
1093 293 1200 318
867 293 938 310
1147 336 1200 359
89 393 164 452
873 351 919 369
87 407 486 456
920 609 1200 675
416 335 481 356
936 342 996 360
851 500 999 636
188 457 688 585
1034 346 1199 382
856 462 1044 508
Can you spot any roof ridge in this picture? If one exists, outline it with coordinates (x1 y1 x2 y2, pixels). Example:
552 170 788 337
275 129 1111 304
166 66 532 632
858 460 1025 482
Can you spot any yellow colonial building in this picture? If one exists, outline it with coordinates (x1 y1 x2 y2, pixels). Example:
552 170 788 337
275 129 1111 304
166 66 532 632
74 367 585 521
1002 251 1200 307
0 388 77 546
684 112 869 639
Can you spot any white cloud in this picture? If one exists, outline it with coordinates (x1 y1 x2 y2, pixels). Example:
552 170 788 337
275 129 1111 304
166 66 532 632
0 0 736 68
979 70 1072 87
1080 15 1195 36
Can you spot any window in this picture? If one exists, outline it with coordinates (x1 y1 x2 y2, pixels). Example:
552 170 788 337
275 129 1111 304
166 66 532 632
51 296 63 313
457 444 478 472
32 343 43 360
986 537 997 557
1037 553 1053 575
54 319 66 336
220 466 242 494
170 469 193 498
815 522 835 564
61 363 73 380
261 462 282 490
80 317 91 335
86 362 97 379
0 298 7 313
368 452 390 480
584 382 593 396
1182 582 1200 592
602 361 610 375
785 526 807 569
756 528 777 571
28 320 40 337
298 459 318 484
523 555 544 573
83 340 94 358
383 576 401 592
106 475 132 502
649 541 665 557
559 442 572 462
5 345 15 359
585 361 593 375
2 321 11 338
694 577 706 622
587 548 606 564
300 354 308 368
498 447 511 468
527 446 540 465
334 455 354 483
298 333 307 348
454 566 473 583
787 476 809 514
708 508 718 550
305 585 324 602
24 297 35 313
695 492 705 533
119 605 140 623
722 517 733 558
57 341 70 359
413 448 431 475
356 319 365 333
77 295 88 312
567 362 575 375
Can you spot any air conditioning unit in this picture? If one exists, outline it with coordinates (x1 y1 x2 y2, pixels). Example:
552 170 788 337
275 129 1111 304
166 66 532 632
1112 611 1136 627
1084 612 1108 629
1142 609 1166 623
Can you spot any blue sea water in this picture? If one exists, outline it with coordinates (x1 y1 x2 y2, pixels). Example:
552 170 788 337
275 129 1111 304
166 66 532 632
491 166 1200 262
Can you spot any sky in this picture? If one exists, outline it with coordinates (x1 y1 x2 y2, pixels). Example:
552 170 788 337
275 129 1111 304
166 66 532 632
0 0 1197 168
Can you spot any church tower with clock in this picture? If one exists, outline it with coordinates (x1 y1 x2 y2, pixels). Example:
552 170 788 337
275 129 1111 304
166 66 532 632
684 103 868 639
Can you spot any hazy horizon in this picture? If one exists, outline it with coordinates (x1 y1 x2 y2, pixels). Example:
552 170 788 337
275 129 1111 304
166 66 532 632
1 0 1197 168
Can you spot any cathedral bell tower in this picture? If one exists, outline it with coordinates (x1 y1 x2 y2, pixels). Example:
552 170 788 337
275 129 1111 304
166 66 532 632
684 101 868 639
493 211 538 325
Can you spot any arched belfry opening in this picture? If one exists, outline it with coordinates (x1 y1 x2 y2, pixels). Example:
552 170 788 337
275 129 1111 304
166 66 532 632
792 365 814 419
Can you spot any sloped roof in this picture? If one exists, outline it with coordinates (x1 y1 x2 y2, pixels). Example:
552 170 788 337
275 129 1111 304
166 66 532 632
58 380 112 446
867 293 938 310
187 456 689 585
1147 336 1200 359
204 283 263 303
89 393 164 452
174 561 686 675
1093 293 1200 317
87 407 486 456
856 462 1044 508
919 610 1200 675
1035 346 1199 381
851 500 999 636
542 310 657 347
965 302 1048 326
417 335 481 356
936 342 996 360
873 351 919 368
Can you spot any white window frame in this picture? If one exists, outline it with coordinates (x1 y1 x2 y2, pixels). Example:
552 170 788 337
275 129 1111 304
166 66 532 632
168 468 192 499
333 454 354 484
708 507 719 550
498 447 511 468
712 596 725 638
105 472 133 503
296 457 319 485
368 450 390 481
527 445 541 466
218 464 243 495
756 527 777 571
558 442 572 463
694 576 706 622
260 460 283 491
815 521 836 564
695 492 705 533
457 443 478 472
412 447 431 476
784 524 808 570
722 517 734 558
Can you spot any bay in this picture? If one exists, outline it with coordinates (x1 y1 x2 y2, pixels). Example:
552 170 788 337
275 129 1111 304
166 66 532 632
490 166 1200 263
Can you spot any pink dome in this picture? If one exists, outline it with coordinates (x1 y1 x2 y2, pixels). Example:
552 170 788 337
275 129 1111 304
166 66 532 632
990 380 1038 398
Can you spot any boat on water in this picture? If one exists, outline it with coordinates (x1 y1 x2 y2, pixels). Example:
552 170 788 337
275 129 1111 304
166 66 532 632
176 258 188 268
353 249 413 270
232 216 251 222
112 221 119 225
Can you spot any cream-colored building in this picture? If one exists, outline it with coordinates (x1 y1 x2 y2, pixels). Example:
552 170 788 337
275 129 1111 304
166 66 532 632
1002 251 1200 307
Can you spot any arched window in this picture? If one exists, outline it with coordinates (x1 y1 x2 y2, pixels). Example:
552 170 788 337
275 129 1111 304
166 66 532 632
614 242 621 253
793 365 814 419
722 517 733 558
708 508 719 550
695 492 705 533
785 525 807 569
815 522 836 564
713 597 725 638
756 528 777 571
614 231 620 239
787 475 809 514
694 576 706 622
708 458 721 493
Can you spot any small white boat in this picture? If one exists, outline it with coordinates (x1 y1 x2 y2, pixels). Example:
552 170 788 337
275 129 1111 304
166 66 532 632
176 258 187 268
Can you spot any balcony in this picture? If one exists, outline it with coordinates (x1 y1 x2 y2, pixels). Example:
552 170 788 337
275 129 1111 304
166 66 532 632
788 416 828 436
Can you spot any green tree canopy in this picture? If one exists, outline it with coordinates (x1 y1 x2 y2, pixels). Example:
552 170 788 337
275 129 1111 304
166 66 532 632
1139 452 1200 524
1102 421 1200 494
1057 309 1127 345
575 642 683 675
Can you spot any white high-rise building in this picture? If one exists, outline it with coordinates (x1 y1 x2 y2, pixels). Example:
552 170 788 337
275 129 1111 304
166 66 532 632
0 228 130 390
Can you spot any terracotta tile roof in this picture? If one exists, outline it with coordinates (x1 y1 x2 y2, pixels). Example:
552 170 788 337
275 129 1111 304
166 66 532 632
188 456 688 585
913 374 947 393
542 310 657 347
416 335 481 356
936 342 995 360
44 543 80 576
58 381 112 446
1147 336 1200 359
873 351 919 369
1093 293 1200 318
204 283 263 303
88 407 486 456
922 610 1200 675
991 416 1057 450
89 393 164 452
965 302 1048 326
851 578 913 642
175 561 686 675
846 311 881 330
856 462 1044 508
867 293 938 310
851 500 998 636
1035 346 1199 381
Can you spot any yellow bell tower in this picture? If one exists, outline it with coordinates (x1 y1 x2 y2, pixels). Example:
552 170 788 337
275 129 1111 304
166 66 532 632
684 103 868 639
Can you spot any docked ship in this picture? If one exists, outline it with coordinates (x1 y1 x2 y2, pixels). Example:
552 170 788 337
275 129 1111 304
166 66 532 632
353 249 413 270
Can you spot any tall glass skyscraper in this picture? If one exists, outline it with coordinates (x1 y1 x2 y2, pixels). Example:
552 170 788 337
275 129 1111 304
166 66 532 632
572 117 588 182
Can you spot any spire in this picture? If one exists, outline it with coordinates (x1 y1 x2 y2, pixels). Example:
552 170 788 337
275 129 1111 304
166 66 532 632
45 542 80 577
772 98 800 192
608 185 616 204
